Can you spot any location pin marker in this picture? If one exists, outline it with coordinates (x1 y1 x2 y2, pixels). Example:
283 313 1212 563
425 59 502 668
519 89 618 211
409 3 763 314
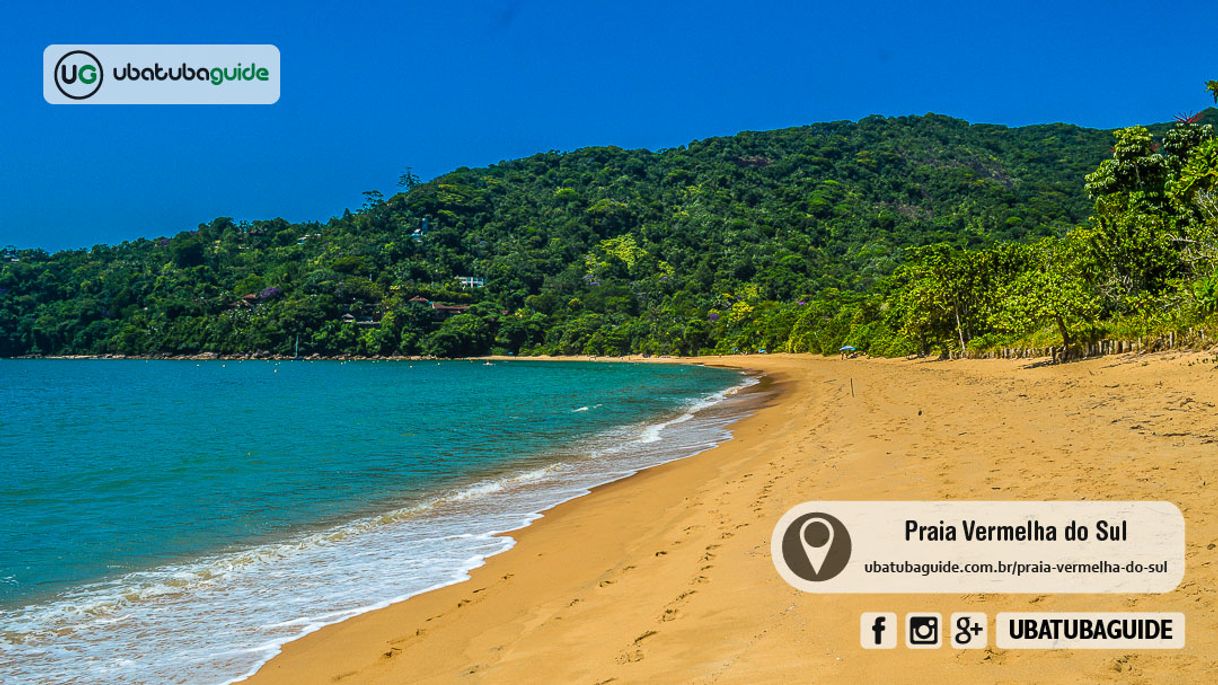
800 516 834 576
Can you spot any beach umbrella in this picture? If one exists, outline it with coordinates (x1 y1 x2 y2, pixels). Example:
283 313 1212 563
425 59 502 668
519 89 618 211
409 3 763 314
839 345 857 352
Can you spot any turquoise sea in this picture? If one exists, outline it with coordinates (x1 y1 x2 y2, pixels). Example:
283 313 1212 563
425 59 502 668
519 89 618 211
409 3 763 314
0 359 755 684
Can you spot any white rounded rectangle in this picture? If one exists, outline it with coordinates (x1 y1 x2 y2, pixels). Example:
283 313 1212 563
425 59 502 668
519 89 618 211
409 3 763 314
860 612 897 649
905 612 942 649
771 501 1184 593
949 611 988 649
44 45 280 105
996 612 1185 649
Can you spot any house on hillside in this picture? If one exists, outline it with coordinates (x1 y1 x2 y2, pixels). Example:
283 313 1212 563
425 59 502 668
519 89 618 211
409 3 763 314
405 294 467 317
230 292 260 309
340 312 380 327
431 303 470 317
410 217 431 242
454 276 485 289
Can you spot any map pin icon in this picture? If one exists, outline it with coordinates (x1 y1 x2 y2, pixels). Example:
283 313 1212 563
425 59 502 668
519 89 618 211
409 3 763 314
799 516 834 576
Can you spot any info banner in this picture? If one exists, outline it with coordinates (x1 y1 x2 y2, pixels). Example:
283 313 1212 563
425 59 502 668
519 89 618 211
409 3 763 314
771 501 1184 593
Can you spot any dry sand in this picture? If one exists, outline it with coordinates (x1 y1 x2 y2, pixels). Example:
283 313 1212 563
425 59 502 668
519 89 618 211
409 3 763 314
246 352 1218 684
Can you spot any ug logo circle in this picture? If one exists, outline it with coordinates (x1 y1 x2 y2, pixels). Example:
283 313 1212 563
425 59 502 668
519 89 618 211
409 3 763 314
54 50 103 100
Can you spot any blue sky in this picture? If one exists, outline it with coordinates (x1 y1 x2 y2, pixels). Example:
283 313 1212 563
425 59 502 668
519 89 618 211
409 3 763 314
2 1 1216 251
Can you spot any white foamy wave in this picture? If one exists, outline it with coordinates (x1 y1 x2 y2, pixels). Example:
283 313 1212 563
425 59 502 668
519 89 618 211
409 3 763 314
0 374 761 685
634 373 757 445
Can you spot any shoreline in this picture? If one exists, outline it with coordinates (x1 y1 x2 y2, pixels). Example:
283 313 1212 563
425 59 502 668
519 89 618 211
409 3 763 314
235 356 778 685
246 351 1218 684
4 353 691 362
218 368 770 684
0 357 760 685
219 361 772 683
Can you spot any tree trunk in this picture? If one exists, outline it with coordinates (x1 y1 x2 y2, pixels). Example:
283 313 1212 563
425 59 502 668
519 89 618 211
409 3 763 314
954 307 967 357
1055 314 1071 362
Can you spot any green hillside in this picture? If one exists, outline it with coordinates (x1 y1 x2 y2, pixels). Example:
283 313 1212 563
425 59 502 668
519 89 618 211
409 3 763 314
2 107 1216 358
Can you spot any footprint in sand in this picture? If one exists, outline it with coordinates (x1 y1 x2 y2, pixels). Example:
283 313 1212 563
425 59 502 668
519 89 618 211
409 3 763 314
1111 654 1139 673
616 650 644 664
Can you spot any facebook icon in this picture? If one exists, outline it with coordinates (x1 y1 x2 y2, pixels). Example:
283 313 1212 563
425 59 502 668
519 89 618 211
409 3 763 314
860 612 897 649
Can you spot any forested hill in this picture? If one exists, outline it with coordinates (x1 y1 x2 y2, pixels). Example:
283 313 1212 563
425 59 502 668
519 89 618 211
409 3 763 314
2 110 1212 358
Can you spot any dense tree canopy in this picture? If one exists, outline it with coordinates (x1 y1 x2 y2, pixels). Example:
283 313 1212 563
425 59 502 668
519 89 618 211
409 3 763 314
2 106 1216 359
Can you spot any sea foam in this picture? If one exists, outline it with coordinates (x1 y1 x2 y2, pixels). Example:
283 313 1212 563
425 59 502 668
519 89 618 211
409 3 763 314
0 373 760 685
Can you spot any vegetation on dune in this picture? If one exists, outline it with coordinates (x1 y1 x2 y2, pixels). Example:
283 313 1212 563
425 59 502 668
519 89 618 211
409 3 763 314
2 96 1217 360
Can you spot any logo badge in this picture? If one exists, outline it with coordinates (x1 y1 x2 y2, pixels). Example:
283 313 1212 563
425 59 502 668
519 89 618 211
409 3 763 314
44 45 280 105
53 50 103 100
772 505 851 587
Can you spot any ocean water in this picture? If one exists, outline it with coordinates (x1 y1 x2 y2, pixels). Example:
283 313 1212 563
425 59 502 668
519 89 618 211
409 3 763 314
0 359 757 684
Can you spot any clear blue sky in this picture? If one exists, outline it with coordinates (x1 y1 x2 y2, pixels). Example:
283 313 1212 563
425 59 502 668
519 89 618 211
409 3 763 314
2 1 1216 251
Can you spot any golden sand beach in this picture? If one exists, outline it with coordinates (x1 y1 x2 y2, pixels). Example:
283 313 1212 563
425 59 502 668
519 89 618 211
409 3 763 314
246 352 1218 684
